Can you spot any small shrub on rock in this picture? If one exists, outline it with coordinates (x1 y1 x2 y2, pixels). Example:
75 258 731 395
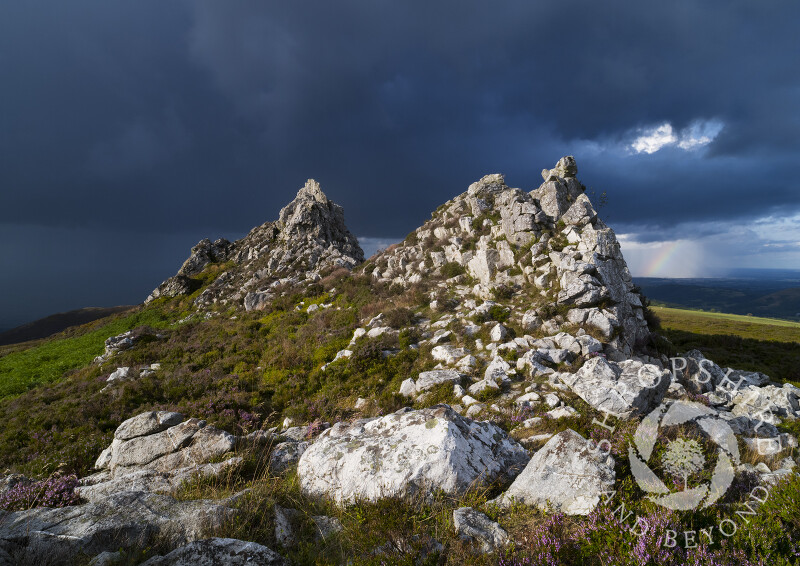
441 262 466 279
384 307 416 329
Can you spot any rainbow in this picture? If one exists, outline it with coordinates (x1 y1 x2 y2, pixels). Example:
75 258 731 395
643 241 683 277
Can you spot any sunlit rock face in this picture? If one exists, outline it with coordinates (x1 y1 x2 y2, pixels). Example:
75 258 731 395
369 157 650 357
145 179 364 309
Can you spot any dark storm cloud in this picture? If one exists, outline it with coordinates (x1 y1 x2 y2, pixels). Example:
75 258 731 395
0 222 243 328
1 0 800 325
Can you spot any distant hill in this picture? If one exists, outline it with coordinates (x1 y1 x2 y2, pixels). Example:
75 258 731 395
635 276 800 321
751 287 800 318
0 306 133 346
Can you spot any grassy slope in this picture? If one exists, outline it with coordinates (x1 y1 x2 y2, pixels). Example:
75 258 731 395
653 306 800 383
0 308 177 398
653 306 800 341
0 270 417 477
0 270 798 564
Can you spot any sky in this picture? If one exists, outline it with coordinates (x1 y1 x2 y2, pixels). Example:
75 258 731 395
2 0 800 329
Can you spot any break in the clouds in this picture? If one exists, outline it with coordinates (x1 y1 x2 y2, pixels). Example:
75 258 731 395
629 120 724 154
1 0 800 327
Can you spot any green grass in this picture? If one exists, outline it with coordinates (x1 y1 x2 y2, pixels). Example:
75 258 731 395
0 271 424 476
653 306 800 383
0 307 176 398
653 306 800 342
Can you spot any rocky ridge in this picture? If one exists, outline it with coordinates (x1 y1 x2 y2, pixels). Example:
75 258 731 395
146 179 364 310
367 156 650 358
2 158 798 563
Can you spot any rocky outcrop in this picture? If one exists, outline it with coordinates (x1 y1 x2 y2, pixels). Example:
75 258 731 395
146 238 235 303
94 328 162 364
560 357 671 418
0 491 235 565
368 157 650 357
0 411 265 563
140 538 286 566
494 429 615 515
77 411 241 502
145 179 364 309
679 363 800 457
297 405 529 503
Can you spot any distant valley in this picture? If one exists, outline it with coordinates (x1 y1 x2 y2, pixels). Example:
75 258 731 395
635 269 800 321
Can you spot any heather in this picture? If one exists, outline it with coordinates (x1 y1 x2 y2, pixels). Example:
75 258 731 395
0 474 80 511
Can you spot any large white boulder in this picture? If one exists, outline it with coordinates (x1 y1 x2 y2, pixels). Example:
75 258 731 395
494 429 614 515
297 405 529 503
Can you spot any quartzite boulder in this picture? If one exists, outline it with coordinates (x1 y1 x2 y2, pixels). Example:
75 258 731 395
78 411 240 501
494 429 615 515
560 357 670 418
297 405 529 503
105 413 235 474
114 410 184 441
0 491 235 564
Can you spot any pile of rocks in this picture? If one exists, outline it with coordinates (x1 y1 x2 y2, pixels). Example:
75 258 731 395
145 179 364 309
77 411 242 502
0 411 267 565
368 157 650 357
5 158 798 562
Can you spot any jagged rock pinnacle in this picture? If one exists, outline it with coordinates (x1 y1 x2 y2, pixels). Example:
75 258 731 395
542 155 578 181
298 179 327 203
145 179 363 308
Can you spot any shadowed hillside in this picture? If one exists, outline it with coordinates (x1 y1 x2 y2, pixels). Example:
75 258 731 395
0 306 133 347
